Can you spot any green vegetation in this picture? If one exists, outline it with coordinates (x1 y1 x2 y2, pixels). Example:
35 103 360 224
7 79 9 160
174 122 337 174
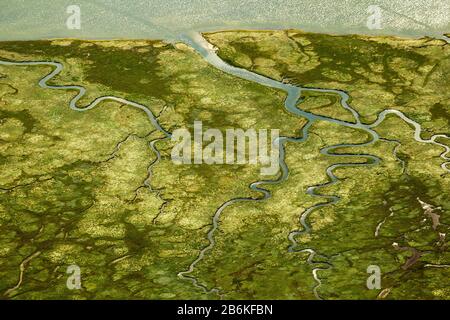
204 30 450 299
0 30 449 299
206 30 450 133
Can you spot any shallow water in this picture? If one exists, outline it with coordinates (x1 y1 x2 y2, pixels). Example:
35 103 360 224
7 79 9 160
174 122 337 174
0 0 449 41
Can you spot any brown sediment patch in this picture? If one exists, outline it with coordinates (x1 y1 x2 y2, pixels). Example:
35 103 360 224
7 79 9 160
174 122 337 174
417 197 441 230
392 242 422 270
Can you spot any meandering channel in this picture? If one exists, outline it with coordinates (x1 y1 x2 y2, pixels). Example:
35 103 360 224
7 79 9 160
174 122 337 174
0 59 173 238
0 33 448 299
177 32 450 299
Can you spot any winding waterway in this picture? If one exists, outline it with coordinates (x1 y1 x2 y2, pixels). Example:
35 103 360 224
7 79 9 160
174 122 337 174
177 32 450 299
0 32 448 299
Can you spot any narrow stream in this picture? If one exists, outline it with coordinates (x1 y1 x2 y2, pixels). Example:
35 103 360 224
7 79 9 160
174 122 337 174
177 32 450 298
0 33 448 299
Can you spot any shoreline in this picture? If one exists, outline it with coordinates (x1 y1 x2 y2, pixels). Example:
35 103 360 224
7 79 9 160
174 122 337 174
0 28 448 44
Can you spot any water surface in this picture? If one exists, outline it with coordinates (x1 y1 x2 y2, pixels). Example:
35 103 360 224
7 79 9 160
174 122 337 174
0 0 448 41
